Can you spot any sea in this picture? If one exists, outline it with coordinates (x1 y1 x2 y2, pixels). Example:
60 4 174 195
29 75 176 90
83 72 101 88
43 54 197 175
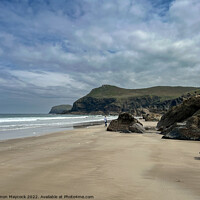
0 114 117 141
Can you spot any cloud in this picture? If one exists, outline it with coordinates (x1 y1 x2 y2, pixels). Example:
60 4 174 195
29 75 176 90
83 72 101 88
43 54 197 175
0 0 200 113
168 0 200 37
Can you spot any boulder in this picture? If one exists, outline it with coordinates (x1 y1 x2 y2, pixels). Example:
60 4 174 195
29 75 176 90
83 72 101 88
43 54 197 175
129 123 146 133
157 96 200 131
143 113 161 121
157 96 200 140
107 112 145 133
162 115 200 140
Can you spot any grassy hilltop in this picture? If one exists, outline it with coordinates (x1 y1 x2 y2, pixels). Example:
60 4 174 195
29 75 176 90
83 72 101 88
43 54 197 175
69 85 200 115
86 85 199 100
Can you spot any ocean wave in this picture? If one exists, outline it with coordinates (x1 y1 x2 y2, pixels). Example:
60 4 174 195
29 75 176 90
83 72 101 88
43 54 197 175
0 116 89 123
0 116 117 132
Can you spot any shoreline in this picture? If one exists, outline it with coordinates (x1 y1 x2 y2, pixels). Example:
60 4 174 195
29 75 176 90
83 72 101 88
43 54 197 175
0 118 146 142
0 119 110 142
0 113 118 142
0 124 104 144
0 122 200 199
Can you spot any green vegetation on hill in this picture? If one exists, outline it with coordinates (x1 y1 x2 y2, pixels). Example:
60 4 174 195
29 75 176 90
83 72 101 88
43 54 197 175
69 85 200 115
86 85 198 100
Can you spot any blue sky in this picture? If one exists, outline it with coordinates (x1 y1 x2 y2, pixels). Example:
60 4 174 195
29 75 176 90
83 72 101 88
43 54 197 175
0 0 200 113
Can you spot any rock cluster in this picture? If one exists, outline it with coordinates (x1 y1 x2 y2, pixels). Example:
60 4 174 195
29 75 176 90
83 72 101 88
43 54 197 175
107 112 145 133
157 96 200 140
143 113 161 122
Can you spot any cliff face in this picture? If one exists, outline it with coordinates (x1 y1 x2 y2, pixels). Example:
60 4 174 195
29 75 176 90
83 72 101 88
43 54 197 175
49 104 72 114
70 95 185 115
70 97 117 115
67 85 200 115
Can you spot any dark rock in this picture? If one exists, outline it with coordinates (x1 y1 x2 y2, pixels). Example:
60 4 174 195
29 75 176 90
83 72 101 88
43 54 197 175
107 112 145 133
157 96 200 140
157 96 200 131
143 113 161 121
129 123 145 133
162 125 200 141
70 97 117 115
187 112 200 129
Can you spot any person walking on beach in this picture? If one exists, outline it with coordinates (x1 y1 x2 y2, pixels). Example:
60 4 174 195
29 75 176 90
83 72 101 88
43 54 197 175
104 116 107 127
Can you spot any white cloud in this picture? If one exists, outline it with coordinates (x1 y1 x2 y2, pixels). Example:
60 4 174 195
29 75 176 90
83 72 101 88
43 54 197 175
1 0 200 112
169 0 200 36
7 70 88 90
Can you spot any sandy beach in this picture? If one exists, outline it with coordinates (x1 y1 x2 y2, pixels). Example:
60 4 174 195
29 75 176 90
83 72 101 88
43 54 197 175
0 121 200 200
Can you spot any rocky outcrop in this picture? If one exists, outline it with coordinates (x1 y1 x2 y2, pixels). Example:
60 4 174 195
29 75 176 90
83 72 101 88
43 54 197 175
157 96 200 131
70 96 182 115
49 104 72 114
157 96 200 140
107 113 145 133
149 96 185 114
66 85 200 115
70 97 117 115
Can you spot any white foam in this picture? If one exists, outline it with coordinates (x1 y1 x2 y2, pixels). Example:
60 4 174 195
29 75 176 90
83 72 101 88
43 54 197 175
0 116 90 123
0 115 118 134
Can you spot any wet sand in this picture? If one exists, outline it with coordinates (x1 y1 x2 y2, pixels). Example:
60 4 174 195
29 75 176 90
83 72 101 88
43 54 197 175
0 121 200 200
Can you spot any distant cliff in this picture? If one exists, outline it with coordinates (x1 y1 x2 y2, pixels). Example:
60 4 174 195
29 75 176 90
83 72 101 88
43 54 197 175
68 85 200 115
49 104 72 114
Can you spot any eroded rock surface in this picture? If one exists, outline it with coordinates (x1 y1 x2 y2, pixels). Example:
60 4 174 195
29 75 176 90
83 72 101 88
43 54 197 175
107 112 145 133
157 96 200 140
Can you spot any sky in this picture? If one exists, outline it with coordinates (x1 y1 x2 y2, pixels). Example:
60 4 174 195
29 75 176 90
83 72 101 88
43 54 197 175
0 0 200 113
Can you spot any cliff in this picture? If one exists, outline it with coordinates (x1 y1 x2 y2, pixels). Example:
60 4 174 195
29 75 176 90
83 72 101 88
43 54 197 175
49 104 72 114
68 85 200 115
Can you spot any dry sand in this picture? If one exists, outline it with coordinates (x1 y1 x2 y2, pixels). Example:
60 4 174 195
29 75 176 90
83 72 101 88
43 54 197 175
0 121 200 200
